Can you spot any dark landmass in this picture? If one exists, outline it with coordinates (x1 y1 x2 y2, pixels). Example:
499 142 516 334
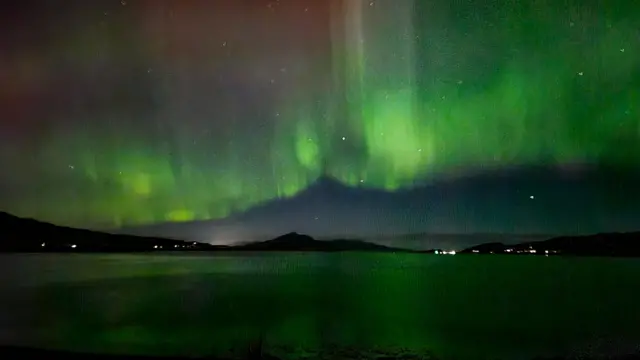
460 242 507 254
460 232 640 257
1 345 640 360
0 212 212 252
370 232 553 251
233 232 410 252
2 211 640 256
0 212 408 253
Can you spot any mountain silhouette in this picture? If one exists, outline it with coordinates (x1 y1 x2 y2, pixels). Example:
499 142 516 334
2 210 640 256
0 212 409 253
0 212 208 252
118 167 640 244
462 232 640 257
234 232 409 252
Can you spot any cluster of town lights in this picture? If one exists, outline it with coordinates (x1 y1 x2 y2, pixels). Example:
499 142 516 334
153 242 198 250
434 250 456 255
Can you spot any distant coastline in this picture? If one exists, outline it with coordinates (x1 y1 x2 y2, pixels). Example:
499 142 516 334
1 212 638 257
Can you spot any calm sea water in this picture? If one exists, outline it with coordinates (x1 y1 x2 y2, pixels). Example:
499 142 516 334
0 253 639 360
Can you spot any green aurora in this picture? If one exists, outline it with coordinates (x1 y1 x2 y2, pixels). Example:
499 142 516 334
2 0 638 228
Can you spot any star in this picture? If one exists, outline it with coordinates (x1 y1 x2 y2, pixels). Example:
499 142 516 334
3 0 640 237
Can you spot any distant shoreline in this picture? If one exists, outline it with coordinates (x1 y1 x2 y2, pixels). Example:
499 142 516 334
1 211 639 257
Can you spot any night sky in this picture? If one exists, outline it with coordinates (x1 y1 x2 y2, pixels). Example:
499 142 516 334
1 0 639 245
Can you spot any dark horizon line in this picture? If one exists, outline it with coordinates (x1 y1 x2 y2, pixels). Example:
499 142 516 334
3 210 636 245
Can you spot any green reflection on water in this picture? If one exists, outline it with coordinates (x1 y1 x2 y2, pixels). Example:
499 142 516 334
2 254 640 360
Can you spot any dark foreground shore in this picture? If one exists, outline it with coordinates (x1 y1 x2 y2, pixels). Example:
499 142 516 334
1 345 639 360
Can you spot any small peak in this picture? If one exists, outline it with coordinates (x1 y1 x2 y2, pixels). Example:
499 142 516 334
271 232 315 242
